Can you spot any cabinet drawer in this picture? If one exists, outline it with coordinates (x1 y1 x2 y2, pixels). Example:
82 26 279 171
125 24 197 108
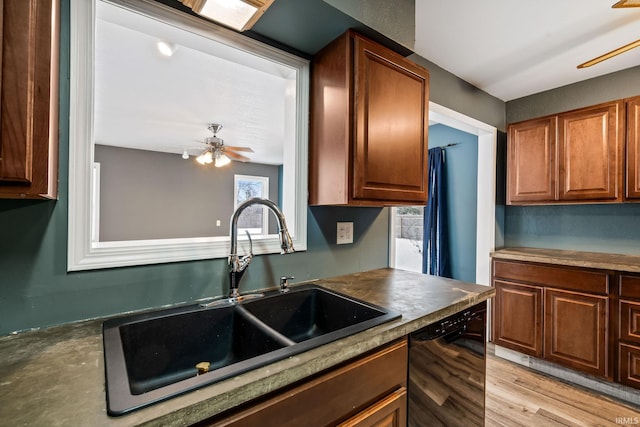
620 300 640 343
338 387 406 427
620 274 640 300
205 339 408 427
619 343 640 389
493 260 609 294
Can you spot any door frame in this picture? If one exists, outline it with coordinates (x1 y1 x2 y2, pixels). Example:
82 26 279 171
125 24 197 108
389 102 497 286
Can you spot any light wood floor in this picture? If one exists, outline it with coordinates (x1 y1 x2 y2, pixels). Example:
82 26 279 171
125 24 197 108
485 354 640 426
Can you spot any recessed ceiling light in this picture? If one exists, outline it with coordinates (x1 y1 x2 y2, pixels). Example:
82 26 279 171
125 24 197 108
157 41 176 57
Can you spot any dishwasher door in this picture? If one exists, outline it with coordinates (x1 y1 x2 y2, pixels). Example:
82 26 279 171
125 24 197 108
408 301 487 427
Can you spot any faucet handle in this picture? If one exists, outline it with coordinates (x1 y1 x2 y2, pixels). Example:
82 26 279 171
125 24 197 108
231 231 254 274
279 276 294 293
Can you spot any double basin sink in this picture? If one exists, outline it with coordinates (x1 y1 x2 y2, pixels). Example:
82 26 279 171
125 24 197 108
103 284 400 415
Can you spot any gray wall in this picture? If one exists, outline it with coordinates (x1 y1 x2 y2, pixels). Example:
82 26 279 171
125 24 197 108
95 145 279 240
503 67 640 254
411 55 506 132
507 66 640 123
0 0 507 335
323 0 415 50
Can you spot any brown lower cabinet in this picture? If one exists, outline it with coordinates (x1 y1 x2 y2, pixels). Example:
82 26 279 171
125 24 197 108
493 280 543 357
200 339 408 427
544 289 609 377
338 388 406 427
618 274 640 388
492 259 613 380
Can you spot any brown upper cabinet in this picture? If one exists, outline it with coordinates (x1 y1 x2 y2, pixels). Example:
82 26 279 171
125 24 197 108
626 96 640 200
0 0 60 199
507 117 557 203
557 101 623 202
507 100 624 205
310 31 430 206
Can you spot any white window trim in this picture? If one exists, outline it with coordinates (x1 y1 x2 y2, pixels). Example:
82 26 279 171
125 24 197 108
68 0 308 271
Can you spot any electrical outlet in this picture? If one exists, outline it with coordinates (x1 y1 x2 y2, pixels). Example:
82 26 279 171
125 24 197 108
216 220 221 227
337 222 354 244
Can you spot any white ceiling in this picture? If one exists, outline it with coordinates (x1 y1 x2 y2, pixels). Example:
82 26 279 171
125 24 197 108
414 0 640 102
95 1 294 164
95 1 640 159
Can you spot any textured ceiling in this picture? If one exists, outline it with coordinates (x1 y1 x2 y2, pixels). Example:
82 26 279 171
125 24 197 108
414 0 640 101
96 0 640 160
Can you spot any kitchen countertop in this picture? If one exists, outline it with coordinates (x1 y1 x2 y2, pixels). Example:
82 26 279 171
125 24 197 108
492 247 640 273
0 268 494 427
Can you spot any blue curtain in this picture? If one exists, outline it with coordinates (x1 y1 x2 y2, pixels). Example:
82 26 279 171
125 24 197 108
422 147 450 277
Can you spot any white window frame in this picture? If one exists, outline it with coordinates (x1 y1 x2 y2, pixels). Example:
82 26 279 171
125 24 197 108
234 175 270 235
67 0 308 271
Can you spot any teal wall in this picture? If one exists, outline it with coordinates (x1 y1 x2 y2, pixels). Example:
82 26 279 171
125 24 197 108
503 67 640 254
429 125 478 282
504 204 640 255
0 0 506 335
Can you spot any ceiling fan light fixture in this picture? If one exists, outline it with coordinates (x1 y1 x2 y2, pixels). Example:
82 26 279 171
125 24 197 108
612 0 640 8
179 0 275 31
196 150 213 164
214 152 231 167
194 122 252 166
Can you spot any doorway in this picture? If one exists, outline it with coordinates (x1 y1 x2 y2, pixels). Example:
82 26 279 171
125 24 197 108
389 102 497 285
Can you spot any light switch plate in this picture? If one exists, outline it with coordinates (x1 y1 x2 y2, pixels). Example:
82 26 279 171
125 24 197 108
337 222 354 244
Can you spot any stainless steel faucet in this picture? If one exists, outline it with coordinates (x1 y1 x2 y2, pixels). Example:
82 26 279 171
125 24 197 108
228 197 294 301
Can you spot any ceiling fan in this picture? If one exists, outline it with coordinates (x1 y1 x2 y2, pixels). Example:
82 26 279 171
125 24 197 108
195 123 254 167
577 0 640 68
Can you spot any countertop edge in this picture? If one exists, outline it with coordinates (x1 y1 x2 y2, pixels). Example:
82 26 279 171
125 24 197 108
491 247 640 273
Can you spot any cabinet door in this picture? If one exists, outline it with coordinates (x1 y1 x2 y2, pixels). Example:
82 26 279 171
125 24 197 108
507 117 557 204
544 289 610 378
493 280 543 357
626 96 640 200
0 0 59 199
352 35 429 203
338 387 406 427
557 101 623 202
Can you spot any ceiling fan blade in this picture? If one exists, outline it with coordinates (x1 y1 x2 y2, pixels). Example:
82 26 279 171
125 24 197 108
224 151 251 162
577 38 640 68
225 146 255 152
612 0 640 8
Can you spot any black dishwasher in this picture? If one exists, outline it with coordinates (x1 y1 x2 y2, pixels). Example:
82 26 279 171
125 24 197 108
408 301 487 427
